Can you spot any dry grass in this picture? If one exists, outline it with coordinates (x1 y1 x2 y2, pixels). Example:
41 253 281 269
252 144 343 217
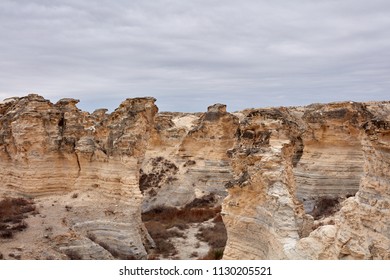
311 197 340 219
142 205 221 228
142 205 221 258
143 220 184 257
142 205 226 259
196 213 227 259
185 194 217 208
0 197 36 239
197 219 226 248
199 248 224 260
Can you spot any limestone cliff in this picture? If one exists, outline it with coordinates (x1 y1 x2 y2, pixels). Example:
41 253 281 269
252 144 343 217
0 94 157 259
141 104 238 212
222 101 390 260
0 95 389 260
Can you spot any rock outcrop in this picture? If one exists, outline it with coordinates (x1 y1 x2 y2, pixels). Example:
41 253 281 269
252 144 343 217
0 94 157 259
0 94 389 260
140 103 238 212
222 101 390 260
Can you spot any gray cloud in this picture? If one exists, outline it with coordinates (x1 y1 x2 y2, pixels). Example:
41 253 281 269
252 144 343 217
1 0 389 112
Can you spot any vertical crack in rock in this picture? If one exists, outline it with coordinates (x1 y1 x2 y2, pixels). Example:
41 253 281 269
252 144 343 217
292 136 304 167
75 152 81 174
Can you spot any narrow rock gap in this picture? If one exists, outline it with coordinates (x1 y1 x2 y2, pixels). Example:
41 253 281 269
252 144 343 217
292 136 304 167
138 156 228 259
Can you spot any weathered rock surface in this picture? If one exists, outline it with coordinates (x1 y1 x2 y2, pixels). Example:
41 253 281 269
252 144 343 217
222 101 390 260
0 94 157 259
141 103 238 212
0 95 389 260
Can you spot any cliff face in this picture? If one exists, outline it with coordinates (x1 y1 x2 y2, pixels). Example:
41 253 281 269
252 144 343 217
0 94 389 260
222 101 390 260
141 104 238 212
0 94 157 259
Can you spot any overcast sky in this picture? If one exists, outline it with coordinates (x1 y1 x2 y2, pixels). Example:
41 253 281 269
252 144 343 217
1 0 389 112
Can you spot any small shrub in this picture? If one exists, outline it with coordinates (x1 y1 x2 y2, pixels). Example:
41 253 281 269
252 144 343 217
71 193 78 199
142 206 220 227
10 221 28 231
311 197 340 219
185 194 217 208
1 230 13 239
0 197 35 239
200 248 224 260
196 217 227 248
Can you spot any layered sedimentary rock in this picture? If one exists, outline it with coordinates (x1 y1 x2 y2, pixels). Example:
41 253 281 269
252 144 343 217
294 103 366 212
0 94 157 259
222 107 304 259
222 101 390 260
0 94 389 260
140 104 238 212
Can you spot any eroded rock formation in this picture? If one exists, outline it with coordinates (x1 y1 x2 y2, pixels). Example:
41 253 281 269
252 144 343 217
0 94 389 260
0 94 157 259
223 101 390 260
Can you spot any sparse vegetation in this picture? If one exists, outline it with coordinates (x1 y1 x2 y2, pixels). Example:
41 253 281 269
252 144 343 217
200 248 224 260
0 197 36 239
142 206 220 228
196 213 227 259
311 197 341 219
185 193 217 208
139 157 178 193
142 201 227 260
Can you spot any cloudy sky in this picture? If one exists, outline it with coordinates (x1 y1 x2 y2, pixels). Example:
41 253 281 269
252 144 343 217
1 0 390 112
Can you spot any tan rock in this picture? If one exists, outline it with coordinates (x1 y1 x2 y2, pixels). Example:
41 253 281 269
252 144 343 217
0 95 389 260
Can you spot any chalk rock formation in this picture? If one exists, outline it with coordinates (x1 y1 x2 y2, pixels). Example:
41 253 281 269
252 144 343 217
0 94 157 259
140 103 238 212
222 101 390 260
0 94 389 260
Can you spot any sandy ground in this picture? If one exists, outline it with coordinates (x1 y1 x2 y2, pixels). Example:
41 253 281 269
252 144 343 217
1 193 217 260
0 194 73 260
